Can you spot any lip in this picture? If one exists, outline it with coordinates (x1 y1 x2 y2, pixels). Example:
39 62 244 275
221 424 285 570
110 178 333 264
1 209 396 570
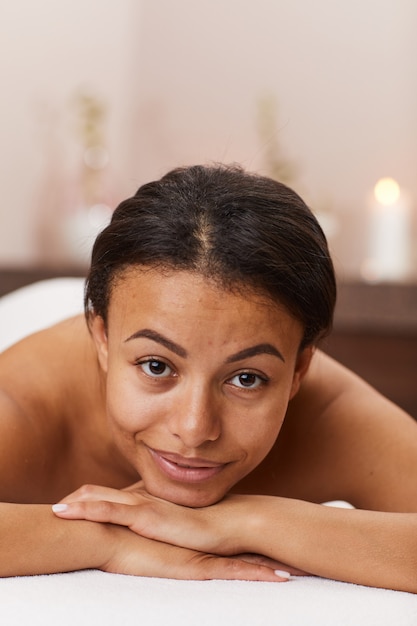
146 446 228 483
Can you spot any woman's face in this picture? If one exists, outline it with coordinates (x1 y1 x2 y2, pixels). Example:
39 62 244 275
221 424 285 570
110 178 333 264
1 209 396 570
91 267 312 507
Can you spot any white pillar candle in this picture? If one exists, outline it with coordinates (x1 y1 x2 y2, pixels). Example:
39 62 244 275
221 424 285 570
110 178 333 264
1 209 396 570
365 177 410 282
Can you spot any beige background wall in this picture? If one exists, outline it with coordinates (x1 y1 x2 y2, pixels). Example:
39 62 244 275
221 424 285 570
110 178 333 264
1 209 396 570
0 0 416 278
0 0 137 264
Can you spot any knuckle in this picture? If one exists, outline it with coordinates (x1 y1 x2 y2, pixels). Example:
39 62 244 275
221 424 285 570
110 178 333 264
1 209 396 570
132 503 156 534
77 484 97 498
224 558 244 574
192 554 242 579
217 557 265 580
98 500 115 515
186 554 214 580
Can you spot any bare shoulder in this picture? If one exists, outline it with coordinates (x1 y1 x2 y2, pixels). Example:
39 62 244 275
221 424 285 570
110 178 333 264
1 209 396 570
0 314 91 410
276 350 417 510
0 315 97 502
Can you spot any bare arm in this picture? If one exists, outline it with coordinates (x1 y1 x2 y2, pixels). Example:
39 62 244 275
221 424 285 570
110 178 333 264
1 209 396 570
0 501 289 581
51 484 417 592
0 503 110 576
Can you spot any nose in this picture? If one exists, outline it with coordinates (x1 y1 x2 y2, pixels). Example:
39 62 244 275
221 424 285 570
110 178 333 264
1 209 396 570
168 383 221 448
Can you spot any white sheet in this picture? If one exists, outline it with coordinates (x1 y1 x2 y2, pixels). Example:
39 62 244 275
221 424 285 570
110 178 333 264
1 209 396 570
1 279 417 624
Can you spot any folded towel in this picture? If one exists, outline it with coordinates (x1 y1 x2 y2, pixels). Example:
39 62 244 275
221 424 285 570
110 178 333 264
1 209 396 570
0 278 84 352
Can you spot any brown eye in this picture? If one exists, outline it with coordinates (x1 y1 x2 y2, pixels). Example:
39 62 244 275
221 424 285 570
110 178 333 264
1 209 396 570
140 360 173 378
238 373 257 387
229 372 268 390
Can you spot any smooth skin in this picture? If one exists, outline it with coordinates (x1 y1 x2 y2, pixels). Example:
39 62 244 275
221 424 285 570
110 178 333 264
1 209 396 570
2 267 417 589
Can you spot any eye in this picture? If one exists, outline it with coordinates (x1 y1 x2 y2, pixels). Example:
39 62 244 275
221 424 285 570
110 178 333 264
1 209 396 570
137 359 174 378
228 372 268 390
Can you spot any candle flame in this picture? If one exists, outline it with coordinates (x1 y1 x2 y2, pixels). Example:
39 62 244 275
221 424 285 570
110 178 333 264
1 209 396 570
374 177 400 205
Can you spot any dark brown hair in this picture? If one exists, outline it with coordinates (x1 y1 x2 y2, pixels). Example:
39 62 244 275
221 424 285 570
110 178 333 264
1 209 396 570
85 164 336 347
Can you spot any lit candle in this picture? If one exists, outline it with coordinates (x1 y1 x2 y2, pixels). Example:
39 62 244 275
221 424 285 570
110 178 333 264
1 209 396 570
363 177 410 282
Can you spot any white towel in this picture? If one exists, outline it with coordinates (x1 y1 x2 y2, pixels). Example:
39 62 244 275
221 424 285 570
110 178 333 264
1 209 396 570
0 277 85 352
0 570 416 626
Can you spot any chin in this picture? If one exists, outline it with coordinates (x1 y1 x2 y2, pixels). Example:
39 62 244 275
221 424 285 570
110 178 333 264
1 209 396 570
147 481 227 508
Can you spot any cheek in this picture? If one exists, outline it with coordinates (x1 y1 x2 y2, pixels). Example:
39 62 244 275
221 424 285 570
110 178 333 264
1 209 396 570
105 374 151 436
231 408 285 467
249 425 282 461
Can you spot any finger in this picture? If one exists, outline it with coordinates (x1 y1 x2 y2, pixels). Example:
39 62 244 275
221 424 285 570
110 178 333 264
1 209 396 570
237 553 307 576
190 554 291 583
53 498 191 547
52 499 130 522
52 499 148 533
59 485 135 506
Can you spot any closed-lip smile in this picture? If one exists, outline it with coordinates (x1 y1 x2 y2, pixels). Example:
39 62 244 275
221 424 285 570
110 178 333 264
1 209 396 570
146 446 228 483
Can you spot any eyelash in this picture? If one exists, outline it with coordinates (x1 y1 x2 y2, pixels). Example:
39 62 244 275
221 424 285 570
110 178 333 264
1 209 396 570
134 358 269 391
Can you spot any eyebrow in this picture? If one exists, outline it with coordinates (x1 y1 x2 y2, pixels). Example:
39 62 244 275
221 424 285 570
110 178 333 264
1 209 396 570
125 329 285 363
225 343 285 364
125 329 187 358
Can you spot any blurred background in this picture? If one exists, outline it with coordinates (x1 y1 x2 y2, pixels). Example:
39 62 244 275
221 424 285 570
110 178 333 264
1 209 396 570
0 0 416 277
0 0 416 413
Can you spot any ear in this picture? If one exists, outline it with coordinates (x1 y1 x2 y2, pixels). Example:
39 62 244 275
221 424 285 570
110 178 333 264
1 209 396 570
289 345 314 400
90 315 109 373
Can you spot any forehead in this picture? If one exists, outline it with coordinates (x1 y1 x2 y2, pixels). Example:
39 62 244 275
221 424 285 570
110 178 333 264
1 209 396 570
107 267 303 353
110 266 279 315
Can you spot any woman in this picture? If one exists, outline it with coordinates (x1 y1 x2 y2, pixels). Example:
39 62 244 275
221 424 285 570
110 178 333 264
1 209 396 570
1 165 417 590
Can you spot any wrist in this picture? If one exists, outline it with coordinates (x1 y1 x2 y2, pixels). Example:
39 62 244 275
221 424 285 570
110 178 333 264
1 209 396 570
241 495 274 554
218 494 271 555
242 495 302 558
51 510 119 573
97 522 133 572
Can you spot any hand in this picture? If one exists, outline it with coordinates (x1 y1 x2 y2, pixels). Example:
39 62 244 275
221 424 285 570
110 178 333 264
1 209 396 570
54 483 258 555
53 483 306 576
102 524 292 581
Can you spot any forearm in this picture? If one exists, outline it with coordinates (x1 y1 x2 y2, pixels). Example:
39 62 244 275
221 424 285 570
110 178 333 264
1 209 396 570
0 502 286 582
51 485 417 590
0 503 112 577
247 497 417 592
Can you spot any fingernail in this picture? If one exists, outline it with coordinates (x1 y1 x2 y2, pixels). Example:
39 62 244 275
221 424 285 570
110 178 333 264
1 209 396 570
274 569 291 579
52 504 68 513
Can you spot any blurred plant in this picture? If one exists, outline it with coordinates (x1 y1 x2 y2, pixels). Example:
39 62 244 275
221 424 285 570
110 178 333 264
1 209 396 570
73 90 109 208
58 90 114 267
256 94 297 185
76 92 106 147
